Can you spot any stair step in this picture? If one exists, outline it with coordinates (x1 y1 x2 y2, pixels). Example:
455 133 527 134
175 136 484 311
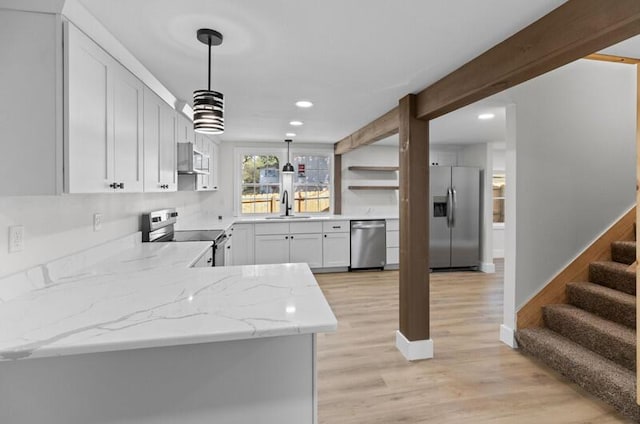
611 241 636 265
567 282 636 329
589 261 635 295
515 328 639 421
543 304 636 371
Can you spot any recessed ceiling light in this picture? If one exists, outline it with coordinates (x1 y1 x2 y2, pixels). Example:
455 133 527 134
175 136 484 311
286 132 296 137
295 100 313 108
478 113 495 120
289 121 303 126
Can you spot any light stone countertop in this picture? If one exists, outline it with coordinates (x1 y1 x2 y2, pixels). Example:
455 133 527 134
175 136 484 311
0 240 337 361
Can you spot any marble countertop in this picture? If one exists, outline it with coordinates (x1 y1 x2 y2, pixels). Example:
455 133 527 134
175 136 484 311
176 213 399 232
0 241 337 361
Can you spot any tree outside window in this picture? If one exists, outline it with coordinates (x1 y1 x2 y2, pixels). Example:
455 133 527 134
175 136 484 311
241 155 281 214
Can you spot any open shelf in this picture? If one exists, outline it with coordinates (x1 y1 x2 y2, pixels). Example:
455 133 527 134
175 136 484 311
348 166 399 172
348 185 399 190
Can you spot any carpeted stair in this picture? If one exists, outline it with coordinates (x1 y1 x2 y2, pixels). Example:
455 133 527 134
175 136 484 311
516 238 638 421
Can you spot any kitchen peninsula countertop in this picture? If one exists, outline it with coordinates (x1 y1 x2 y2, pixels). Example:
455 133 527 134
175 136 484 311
0 240 337 361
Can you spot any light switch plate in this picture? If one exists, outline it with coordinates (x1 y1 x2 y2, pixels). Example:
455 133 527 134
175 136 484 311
93 213 102 232
9 225 24 253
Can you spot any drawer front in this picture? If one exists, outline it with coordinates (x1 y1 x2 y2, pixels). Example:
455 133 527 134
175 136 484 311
255 222 290 235
386 247 399 265
290 221 323 234
322 220 350 233
386 219 399 231
386 230 399 248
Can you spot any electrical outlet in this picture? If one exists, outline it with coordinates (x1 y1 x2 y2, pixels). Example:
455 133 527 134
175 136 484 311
93 213 102 232
9 225 24 253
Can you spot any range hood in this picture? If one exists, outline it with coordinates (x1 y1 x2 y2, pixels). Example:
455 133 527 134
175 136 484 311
177 143 210 175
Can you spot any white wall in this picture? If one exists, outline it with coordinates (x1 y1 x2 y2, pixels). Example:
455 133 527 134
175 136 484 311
341 145 400 216
458 143 494 272
509 59 636 310
0 192 213 277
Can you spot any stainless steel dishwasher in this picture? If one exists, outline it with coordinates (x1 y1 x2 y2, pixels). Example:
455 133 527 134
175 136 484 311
350 220 386 270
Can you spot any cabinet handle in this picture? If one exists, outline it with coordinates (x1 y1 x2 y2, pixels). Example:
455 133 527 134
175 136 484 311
332 226 341 229
227 245 231 249
109 182 117 189
117 182 125 189
202 186 208 189
324 234 327 238
285 236 289 240
290 236 294 239
207 257 213 263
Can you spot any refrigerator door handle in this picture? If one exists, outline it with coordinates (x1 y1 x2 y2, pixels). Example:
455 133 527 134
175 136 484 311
446 187 453 228
451 187 457 227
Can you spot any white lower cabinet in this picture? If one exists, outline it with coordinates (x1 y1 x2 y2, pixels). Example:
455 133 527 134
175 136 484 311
255 235 290 265
290 233 323 268
322 233 350 267
192 247 213 268
230 224 255 266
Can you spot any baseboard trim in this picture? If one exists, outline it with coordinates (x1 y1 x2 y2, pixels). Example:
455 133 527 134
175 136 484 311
480 262 496 273
384 264 399 270
500 324 517 348
395 331 434 361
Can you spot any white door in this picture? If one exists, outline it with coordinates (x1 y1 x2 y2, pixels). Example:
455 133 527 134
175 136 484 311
290 233 323 268
143 87 161 192
322 233 350 267
231 224 255 265
65 23 114 193
177 114 193 144
159 101 177 190
255 235 290 264
112 65 144 192
209 142 219 191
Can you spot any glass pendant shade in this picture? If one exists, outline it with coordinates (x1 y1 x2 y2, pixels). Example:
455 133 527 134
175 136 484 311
194 89 224 134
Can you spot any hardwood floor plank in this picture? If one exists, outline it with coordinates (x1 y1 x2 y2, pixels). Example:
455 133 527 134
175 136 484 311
314 263 633 423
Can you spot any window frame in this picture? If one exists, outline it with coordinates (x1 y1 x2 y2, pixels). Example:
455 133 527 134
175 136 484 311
492 172 506 227
234 146 334 217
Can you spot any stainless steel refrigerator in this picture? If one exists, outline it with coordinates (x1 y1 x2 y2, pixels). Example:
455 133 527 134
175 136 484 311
429 166 480 269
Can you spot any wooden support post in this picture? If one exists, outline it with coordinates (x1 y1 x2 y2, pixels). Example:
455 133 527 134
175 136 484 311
396 94 432 361
334 154 342 214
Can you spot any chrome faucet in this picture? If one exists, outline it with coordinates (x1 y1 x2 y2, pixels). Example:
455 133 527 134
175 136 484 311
282 190 292 216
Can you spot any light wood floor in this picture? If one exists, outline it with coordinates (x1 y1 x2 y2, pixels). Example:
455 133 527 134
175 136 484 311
314 262 633 424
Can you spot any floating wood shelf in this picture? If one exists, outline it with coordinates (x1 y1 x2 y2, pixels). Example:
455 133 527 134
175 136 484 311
348 185 399 190
348 166 399 172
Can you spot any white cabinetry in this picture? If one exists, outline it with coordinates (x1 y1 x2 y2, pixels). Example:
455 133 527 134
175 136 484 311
177 114 194 144
386 219 400 268
143 87 177 192
255 235 290 264
65 22 143 193
230 224 255 266
192 247 214 268
322 221 350 268
429 151 457 167
254 222 323 268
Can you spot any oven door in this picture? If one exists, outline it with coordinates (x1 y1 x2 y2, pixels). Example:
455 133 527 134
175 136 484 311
214 234 228 267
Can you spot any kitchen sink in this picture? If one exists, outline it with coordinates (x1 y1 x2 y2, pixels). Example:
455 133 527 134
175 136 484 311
265 215 311 220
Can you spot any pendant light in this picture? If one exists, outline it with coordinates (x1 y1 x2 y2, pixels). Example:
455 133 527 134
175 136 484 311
193 28 224 134
282 139 294 174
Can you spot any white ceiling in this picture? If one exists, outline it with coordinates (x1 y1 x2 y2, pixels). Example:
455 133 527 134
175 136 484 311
77 0 568 144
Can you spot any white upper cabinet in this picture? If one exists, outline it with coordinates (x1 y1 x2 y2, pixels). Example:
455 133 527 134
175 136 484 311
144 87 177 192
111 65 144 192
177 114 195 144
65 22 113 193
65 22 143 193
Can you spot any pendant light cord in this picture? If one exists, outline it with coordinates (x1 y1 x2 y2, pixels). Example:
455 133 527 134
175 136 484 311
207 37 212 91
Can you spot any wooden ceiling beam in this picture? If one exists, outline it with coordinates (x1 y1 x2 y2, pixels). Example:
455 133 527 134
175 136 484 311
415 0 640 121
334 107 399 155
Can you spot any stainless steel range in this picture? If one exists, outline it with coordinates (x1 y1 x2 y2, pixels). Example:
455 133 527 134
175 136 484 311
141 208 226 267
